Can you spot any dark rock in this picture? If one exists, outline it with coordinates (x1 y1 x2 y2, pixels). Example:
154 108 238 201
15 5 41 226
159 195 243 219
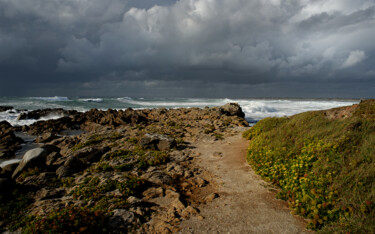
73 146 110 164
12 148 48 179
219 103 245 118
0 121 24 159
56 156 85 178
22 172 57 187
0 178 15 196
34 188 65 201
139 134 176 151
0 106 13 112
35 132 58 143
45 152 62 167
0 161 19 178
108 209 135 232
17 108 77 120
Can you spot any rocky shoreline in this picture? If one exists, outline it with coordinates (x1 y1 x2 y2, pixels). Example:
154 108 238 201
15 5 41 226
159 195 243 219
0 103 248 233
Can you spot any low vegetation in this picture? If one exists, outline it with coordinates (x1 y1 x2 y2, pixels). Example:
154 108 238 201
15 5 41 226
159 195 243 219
244 100 375 232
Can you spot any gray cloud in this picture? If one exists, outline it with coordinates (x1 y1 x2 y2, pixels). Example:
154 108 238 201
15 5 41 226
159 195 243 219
0 0 375 98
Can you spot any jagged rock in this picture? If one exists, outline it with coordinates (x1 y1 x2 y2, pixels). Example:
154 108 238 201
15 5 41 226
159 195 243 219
219 103 245 118
0 121 24 159
108 209 136 232
21 172 57 187
72 146 110 164
56 156 85 178
139 134 176 151
141 171 173 185
142 187 164 199
45 152 62 167
35 132 58 143
34 188 65 201
12 148 48 179
0 106 13 112
17 108 76 120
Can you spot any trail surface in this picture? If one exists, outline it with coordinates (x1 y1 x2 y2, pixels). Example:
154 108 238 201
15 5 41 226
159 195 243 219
179 127 310 233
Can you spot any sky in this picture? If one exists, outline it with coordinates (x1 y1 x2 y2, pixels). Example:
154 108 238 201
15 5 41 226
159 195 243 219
0 0 374 98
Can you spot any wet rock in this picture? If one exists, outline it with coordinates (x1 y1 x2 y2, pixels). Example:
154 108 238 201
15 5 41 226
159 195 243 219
56 156 85 178
0 106 13 112
12 148 48 179
108 209 135 232
17 108 77 120
219 103 245 118
0 121 24 159
139 134 176 151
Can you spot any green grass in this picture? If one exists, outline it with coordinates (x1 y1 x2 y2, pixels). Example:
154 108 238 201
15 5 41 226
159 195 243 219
244 100 375 232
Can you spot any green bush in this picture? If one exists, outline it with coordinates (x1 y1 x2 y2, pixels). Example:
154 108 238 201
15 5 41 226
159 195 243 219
245 101 375 232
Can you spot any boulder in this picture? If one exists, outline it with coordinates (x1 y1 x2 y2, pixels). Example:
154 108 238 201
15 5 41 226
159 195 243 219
0 106 13 112
21 172 57 187
108 209 135 232
35 132 58 143
17 108 77 120
12 148 48 179
139 134 176 151
141 171 173 185
219 103 245 118
72 146 110 164
56 156 85 178
0 161 19 178
0 121 24 159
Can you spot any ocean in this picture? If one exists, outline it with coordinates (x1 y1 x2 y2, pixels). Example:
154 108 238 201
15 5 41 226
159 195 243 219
0 96 359 126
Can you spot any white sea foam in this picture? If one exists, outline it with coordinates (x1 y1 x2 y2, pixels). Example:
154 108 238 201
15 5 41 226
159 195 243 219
30 96 70 101
78 98 103 103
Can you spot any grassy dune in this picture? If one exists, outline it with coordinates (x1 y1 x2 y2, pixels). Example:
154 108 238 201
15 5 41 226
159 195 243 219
243 100 375 232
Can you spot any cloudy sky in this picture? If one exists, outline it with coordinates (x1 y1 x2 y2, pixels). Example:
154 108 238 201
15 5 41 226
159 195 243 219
0 0 374 98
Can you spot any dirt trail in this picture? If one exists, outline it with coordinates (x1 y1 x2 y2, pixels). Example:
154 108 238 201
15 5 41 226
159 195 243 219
179 127 310 233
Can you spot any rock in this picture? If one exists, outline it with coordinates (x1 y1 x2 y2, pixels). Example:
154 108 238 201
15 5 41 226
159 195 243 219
0 106 13 112
34 188 65 201
139 134 176 151
35 132 58 143
0 178 14 193
45 151 61 167
12 148 48 179
142 187 164 199
194 177 207 187
0 121 24 159
205 193 219 202
219 103 245 118
141 171 173 185
0 161 19 178
72 146 110 164
56 156 85 178
213 152 223 157
22 172 57 186
17 108 76 120
108 209 135 232
181 206 199 219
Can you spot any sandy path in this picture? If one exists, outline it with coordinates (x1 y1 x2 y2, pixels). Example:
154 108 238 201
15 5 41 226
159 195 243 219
179 127 310 233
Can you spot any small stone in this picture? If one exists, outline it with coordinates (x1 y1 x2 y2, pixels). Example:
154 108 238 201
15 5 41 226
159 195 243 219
213 152 223 157
197 215 204 220
205 193 219 202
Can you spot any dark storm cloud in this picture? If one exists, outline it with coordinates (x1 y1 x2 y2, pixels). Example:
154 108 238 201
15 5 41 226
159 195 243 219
0 0 374 97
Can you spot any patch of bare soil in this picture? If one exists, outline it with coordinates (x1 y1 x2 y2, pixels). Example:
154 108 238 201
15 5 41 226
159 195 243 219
179 127 311 233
